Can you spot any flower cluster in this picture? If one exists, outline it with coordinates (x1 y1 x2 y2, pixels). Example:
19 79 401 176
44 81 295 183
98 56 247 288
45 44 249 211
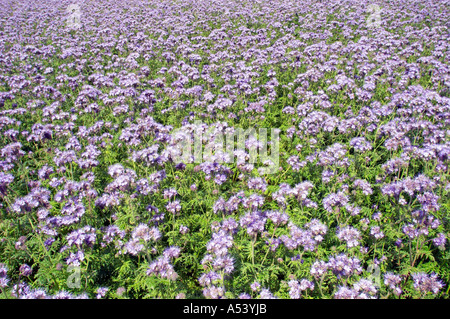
146 246 180 281
281 219 327 252
288 279 314 299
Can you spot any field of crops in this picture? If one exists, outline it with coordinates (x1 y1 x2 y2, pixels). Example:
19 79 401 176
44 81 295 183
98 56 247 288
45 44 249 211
0 0 449 299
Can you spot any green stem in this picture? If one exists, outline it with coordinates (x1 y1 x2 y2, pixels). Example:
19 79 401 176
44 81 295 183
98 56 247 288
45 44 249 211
0 287 9 299
260 226 277 266
409 240 413 267
27 217 60 290
251 235 257 266
372 242 378 265
317 275 325 299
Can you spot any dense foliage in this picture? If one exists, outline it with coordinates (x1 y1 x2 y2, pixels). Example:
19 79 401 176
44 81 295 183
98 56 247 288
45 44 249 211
0 0 449 299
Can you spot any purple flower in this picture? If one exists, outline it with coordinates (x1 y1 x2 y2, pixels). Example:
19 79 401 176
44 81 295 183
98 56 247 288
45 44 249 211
266 210 289 226
11 282 30 298
328 254 363 277
213 197 226 214
334 286 358 299
370 226 385 239
96 287 109 299
166 200 181 215
221 217 239 234
124 238 144 256
259 288 277 299
214 174 227 185
212 255 235 274
417 192 440 213
310 260 329 279
0 264 8 278
179 224 189 235
102 225 126 245
147 256 178 281
199 271 221 287
353 179 373 195
0 172 14 195
163 246 181 259
292 181 314 201
288 279 314 299
384 272 403 296
108 164 126 178
19 264 32 277
21 288 49 299
239 211 267 237
1 142 25 162
203 285 225 299
412 272 444 295
14 236 27 250
53 291 75 299
163 188 178 199
242 194 265 210
132 224 161 242
344 204 361 216
206 230 233 257
322 170 334 183
66 250 85 266
0 264 9 288
353 279 377 297
336 226 361 248
66 226 96 248
250 282 261 292
402 224 418 239
247 177 267 192
284 223 317 251
372 212 382 221
323 192 349 213
432 233 446 249
350 137 372 153
305 219 328 243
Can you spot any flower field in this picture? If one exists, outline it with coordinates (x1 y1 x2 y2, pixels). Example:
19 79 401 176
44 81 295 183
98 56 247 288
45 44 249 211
0 0 449 299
